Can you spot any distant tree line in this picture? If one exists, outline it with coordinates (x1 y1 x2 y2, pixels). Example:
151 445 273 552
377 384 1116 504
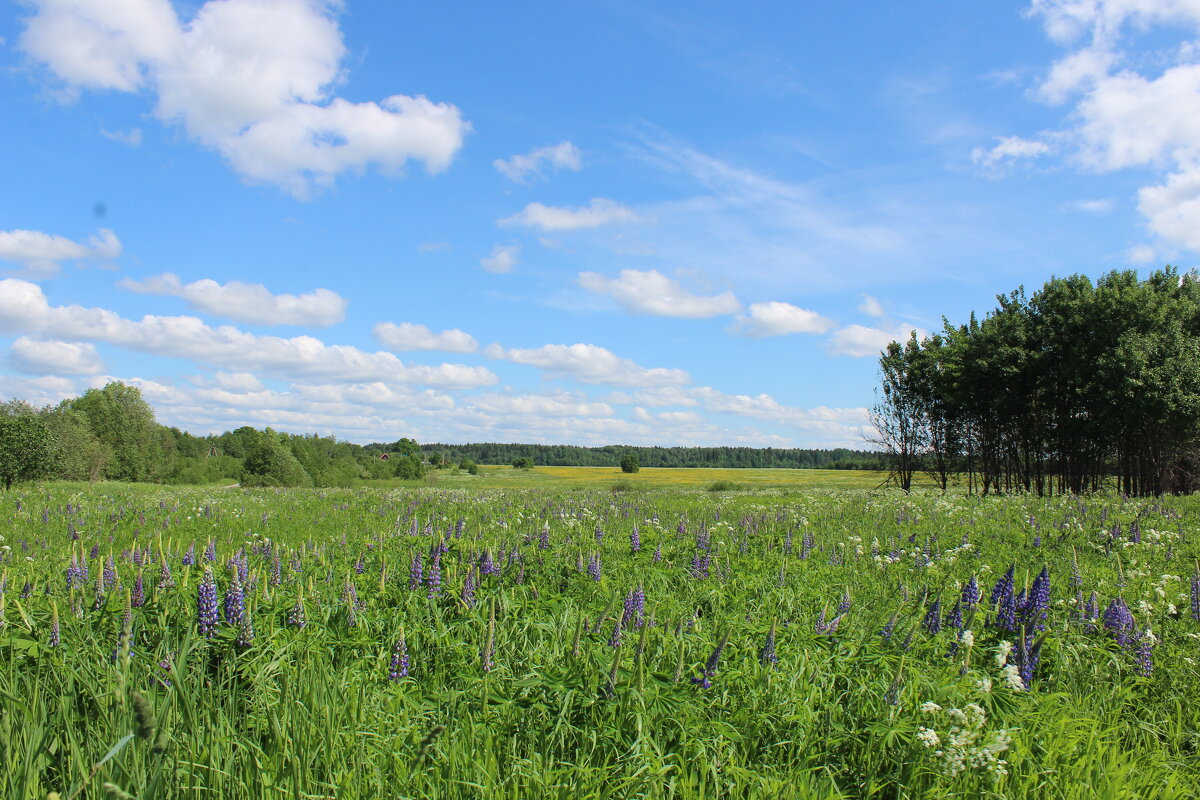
408 442 886 470
0 383 418 489
872 268 1200 496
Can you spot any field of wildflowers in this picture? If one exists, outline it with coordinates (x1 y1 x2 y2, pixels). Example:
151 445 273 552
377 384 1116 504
1 485 1198 799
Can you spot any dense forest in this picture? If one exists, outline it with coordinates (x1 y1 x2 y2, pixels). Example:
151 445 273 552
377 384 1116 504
0 382 883 489
408 442 884 470
873 267 1200 497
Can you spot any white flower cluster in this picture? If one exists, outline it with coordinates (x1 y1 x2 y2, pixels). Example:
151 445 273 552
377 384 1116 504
995 642 1025 691
917 701 1012 779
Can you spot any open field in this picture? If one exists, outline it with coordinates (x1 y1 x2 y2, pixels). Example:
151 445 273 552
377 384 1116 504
2 484 1199 798
370 466 903 492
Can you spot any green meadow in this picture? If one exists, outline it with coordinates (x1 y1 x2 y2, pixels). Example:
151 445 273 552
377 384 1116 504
2 482 1198 799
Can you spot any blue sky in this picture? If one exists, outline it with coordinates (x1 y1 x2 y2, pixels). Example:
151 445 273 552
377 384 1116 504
2 0 1198 448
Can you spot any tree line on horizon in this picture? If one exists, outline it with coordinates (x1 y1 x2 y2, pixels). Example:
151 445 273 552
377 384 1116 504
404 442 885 471
0 382 884 490
872 267 1200 497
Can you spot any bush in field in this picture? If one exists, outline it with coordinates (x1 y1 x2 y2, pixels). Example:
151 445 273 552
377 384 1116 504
512 456 534 470
241 428 313 487
620 454 640 473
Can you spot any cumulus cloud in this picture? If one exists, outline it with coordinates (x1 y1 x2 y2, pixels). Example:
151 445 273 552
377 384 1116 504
971 135 1051 171
731 300 834 337
373 322 478 353
0 228 121 277
827 324 923 358
498 198 639 230
118 272 347 326
0 278 497 388
484 342 690 387
858 294 886 318
480 244 520 274
8 337 105 375
578 269 740 318
990 1 1200 252
494 141 582 184
19 0 468 197
1126 243 1157 264
472 390 613 418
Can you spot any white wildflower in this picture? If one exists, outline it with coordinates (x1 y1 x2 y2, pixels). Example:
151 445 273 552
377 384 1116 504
996 641 1014 668
920 701 942 714
977 677 993 693
917 727 940 748
1001 663 1025 691
960 629 975 648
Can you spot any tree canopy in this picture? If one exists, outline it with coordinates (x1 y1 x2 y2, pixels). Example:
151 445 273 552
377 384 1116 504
872 268 1200 496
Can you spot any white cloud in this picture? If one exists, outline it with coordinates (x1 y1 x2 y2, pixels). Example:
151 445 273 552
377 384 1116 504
1067 198 1115 213
971 135 1051 171
1138 166 1200 250
118 272 347 326
101 127 143 146
494 141 582 184
480 244 520 274
498 198 640 231
1126 243 1157 264
858 294 886 318
578 269 741 318
484 342 690 387
20 0 468 197
472 390 613 418
0 228 121 276
209 371 265 393
731 300 834 337
1002 2 1200 252
8 337 105 375
0 278 497 388
373 322 478 353
827 323 923 358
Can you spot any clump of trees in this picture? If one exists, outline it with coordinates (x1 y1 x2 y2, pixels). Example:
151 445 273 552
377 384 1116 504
511 457 535 470
0 383 431 489
620 453 640 473
415 442 884 470
872 268 1200 496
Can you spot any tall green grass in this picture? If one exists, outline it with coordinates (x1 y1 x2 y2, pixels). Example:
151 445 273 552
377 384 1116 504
1 486 1197 798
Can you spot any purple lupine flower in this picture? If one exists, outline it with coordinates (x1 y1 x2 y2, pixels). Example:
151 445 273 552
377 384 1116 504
235 607 254 648
1102 598 1136 648
652 544 662 563
103 556 117 591
691 631 730 689
690 550 710 579
880 613 898 641
346 601 358 629
1134 631 1153 677
426 550 442 597
157 653 174 688
481 549 499 576
461 567 477 608
287 593 307 628
158 558 173 589
224 571 245 626
760 622 778 667
538 525 550 549
409 551 423 590
837 590 851 616
131 572 145 608
181 542 195 567
946 599 963 630
630 525 641 553
800 532 813 560
389 635 409 681
1022 566 1051 628
594 524 604 545
197 568 219 637
631 585 645 628
204 541 216 562
962 575 979 609
270 554 282 586
354 555 365 575
587 553 602 582
48 602 61 648
814 607 827 634
607 617 624 648
990 565 1015 605
90 544 100 560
